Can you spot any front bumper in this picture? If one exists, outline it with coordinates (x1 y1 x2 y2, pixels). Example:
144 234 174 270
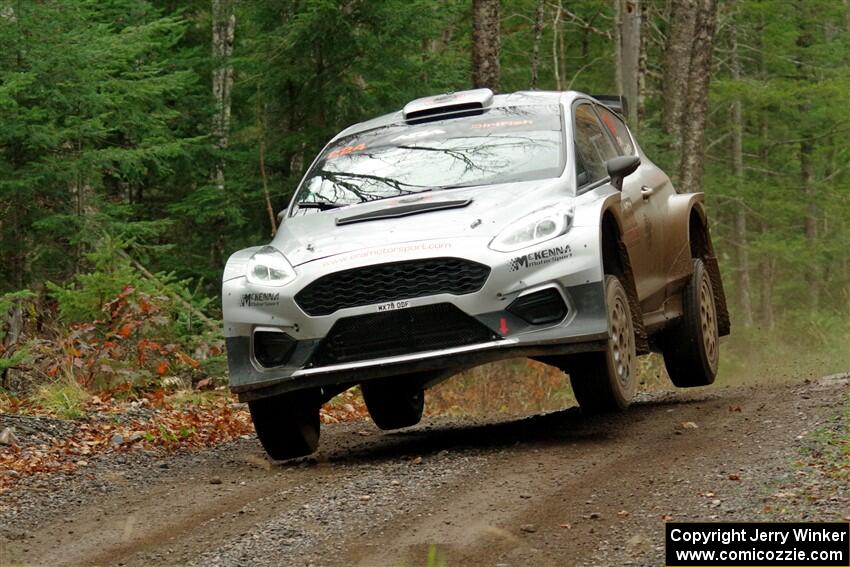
223 232 608 401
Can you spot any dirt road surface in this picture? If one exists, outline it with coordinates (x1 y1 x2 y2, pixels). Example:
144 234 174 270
1 375 847 567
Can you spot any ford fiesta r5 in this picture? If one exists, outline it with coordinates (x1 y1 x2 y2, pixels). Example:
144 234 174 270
222 89 730 460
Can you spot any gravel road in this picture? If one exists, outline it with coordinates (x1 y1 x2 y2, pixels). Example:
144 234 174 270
1 375 847 567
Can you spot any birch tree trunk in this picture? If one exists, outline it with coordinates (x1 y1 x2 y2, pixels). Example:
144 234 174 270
615 0 640 125
796 14 819 309
729 10 753 326
662 0 696 149
552 1 562 90
530 0 545 89
800 138 819 309
637 0 649 122
677 0 717 194
759 223 776 330
754 15 775 328
472 0 500 91
256 93 277 237
212 0 235 191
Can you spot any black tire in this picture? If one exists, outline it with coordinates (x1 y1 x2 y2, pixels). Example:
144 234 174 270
248 390 320 460
361 380 425 430
661 258 719 387
569 275 637 413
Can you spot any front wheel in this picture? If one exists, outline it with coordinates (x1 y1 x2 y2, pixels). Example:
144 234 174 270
569 275 637 413
248 390 321 460
361 379 425 430
661 258 719 387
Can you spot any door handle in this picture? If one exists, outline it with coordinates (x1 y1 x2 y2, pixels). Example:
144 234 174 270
640 185 656 200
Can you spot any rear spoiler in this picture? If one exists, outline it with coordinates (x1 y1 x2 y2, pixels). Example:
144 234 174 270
591 95 628 119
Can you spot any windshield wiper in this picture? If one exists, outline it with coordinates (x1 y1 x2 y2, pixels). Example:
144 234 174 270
297 201 344 211
434 182 486 191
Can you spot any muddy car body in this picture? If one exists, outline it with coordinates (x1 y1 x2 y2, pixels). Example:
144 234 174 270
223 89 730 459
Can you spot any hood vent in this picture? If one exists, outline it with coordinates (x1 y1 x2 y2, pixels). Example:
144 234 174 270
403 89 494 125
336 199 471 225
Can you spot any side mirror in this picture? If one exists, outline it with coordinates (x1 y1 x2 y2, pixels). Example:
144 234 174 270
606 156 640 191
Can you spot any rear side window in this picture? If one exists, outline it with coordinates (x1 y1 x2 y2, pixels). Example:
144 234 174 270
574 103 618 185
596 106 635 155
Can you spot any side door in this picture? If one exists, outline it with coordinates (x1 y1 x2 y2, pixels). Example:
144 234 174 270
594 105 668 310
572 102 654 305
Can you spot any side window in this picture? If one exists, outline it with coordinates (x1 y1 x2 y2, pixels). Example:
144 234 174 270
574 103 619 185
596 106 635 155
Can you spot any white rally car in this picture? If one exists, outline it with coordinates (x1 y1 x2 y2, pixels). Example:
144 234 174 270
222 89 730 459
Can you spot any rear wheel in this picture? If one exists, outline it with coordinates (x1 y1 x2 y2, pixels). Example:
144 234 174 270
248 390 321 460
661 258 719 387
569 275 637 413
361 379 425 430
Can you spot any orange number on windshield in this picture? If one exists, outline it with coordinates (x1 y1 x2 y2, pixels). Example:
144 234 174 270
327 143 366 160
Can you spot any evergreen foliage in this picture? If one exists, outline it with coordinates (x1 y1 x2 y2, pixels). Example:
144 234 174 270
0 0 847 370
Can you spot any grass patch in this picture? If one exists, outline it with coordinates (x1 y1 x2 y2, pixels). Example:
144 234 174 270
165 389 224 408
763 384 850 520
33 379 89 419
426 544 446 567
809 389 850 480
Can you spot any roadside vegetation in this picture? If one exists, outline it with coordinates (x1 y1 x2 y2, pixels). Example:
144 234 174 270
758 382 850 523
807 388 850 482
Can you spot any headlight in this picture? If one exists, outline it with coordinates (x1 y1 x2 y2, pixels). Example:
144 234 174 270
489 207 573 252
245 246 296 286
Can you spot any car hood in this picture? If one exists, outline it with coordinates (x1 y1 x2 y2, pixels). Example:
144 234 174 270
272 179 573 267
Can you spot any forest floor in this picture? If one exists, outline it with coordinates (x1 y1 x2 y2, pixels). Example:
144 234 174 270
0 373 848 567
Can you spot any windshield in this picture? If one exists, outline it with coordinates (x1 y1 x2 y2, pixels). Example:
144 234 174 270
291 105 564 215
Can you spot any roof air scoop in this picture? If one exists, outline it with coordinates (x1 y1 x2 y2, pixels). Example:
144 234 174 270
403 88 494 124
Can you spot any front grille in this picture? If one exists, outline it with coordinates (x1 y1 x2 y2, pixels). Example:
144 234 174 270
310 303 498 366
295 258 490 316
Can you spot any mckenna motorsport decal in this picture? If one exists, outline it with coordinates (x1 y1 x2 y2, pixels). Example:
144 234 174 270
240 292 280 307
509 245 572 272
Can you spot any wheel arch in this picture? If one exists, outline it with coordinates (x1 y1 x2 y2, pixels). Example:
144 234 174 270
599 205 650 354
679 198 731 337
